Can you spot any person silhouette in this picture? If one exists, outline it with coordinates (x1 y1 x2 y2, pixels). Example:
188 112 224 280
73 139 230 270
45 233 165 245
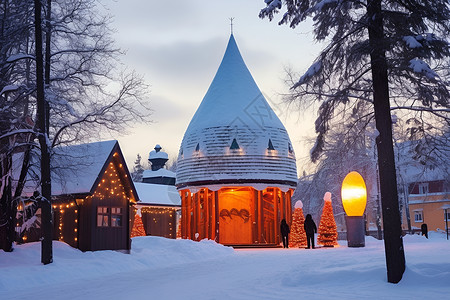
280 219 290 248
304 214 317 249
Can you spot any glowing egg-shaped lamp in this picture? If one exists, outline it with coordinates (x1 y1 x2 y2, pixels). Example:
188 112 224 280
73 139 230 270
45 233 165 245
341 171 367 247
341 171 367 216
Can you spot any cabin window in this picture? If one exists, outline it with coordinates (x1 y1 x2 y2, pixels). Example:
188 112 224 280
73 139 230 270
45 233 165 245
414 211 423 223
445 211 450 221
97 207 109 227
111 207 123 227
418 183 429 194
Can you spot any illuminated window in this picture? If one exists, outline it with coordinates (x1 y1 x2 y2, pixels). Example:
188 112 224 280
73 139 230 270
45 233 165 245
111 207 123 227
414 211 423 223
97 207 109 227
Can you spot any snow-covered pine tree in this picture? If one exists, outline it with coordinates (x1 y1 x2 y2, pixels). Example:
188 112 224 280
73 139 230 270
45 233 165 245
259 0 450 283
131 154 145 182
317 192 338 247
290 200 307 248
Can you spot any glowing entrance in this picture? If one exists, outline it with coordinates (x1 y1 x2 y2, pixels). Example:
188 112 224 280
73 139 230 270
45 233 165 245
218 187 252 245
179 186 293 246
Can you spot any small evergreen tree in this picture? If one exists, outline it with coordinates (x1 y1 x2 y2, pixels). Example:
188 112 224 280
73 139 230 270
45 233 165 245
131 154 145 182
317 192 338 247
131 209 146 238
290 201 307 248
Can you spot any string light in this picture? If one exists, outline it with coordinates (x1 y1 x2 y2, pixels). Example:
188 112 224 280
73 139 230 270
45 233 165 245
36 157 137 248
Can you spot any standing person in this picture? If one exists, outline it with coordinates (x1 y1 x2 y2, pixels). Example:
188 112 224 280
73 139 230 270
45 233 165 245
304 214 317 249
280 219 290 248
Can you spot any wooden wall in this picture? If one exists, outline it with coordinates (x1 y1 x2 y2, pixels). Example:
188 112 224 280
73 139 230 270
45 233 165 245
180 186 293 246
141 207 177 238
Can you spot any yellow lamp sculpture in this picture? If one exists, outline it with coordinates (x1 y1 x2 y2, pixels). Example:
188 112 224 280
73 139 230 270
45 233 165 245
341 171 367 247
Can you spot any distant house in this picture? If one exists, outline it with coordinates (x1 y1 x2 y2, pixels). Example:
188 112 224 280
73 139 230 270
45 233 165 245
17 140 138 251
397 140 450 233
407 176 449 232
133 145 181 239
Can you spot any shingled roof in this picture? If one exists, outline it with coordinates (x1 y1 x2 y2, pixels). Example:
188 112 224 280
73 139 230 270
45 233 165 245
176 34 297 189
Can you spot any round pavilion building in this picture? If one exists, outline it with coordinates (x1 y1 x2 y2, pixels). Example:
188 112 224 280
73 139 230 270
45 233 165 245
176 34 297 246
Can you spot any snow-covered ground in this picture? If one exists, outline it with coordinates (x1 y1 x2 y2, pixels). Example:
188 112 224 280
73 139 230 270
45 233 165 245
1 233 449 299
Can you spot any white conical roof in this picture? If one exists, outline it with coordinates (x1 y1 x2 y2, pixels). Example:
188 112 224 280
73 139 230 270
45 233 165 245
176 34 297 188
184 34 285 132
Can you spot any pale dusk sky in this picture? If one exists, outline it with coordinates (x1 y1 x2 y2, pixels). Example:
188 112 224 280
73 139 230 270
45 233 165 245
103 0 323 176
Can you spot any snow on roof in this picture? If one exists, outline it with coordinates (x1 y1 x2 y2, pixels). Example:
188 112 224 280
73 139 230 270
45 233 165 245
142 168 176 179
18 140 121 196
51 140 118 195
134 182 181 206
184 34 285 134
148 149 168 160
395 138 449 183
176 34 297 187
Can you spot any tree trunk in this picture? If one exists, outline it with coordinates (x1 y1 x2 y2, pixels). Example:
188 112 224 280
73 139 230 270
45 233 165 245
367 0 405 283
34 0 52 265
0 157 13 252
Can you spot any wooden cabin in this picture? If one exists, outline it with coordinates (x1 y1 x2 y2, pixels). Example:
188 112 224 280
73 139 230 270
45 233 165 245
134 183 180 239
133 145 181 239
18 140 138 251
176 34 297 246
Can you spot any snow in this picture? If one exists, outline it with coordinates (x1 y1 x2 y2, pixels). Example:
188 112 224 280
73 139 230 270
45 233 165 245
149 149 169 160
183 34 285 134
408 58 438 80
294 200 303 209
177 34 297 186
1 233 449 299
134 182 181 206
403 36 422 48
19 140 118 196
142 168 175 179
6 53 34 63
312 0 339 12
0 84 19 95
294 60 322 87
323 191 332 202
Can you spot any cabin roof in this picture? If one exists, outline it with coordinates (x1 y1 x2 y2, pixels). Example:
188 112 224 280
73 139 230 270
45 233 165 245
134 182 181 207
142 168 176 179
18 140 138 201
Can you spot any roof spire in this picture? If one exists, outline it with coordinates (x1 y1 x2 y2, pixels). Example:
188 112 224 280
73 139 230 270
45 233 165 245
229 17 234 34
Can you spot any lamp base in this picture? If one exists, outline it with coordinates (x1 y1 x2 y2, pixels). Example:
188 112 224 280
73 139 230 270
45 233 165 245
346 216 365 247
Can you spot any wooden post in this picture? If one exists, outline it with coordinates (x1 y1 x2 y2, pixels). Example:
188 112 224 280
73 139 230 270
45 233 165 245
203 188 209 239
274 188 279 245
194 192 199 240
287 190 293 224
210 190 215 240
259 190 264 243
214 191 219 242
181 191 187 239
253 189 258 244
280 191 285 221
187 191 192 240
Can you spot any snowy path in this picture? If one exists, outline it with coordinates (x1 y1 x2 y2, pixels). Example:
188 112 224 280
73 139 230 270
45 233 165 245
1 235 449 299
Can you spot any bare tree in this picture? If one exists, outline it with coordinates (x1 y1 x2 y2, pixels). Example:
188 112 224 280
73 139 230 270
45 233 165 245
0 0 151 253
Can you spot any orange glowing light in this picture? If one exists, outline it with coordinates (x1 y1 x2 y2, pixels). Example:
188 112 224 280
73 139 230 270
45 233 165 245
341 171 367 216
